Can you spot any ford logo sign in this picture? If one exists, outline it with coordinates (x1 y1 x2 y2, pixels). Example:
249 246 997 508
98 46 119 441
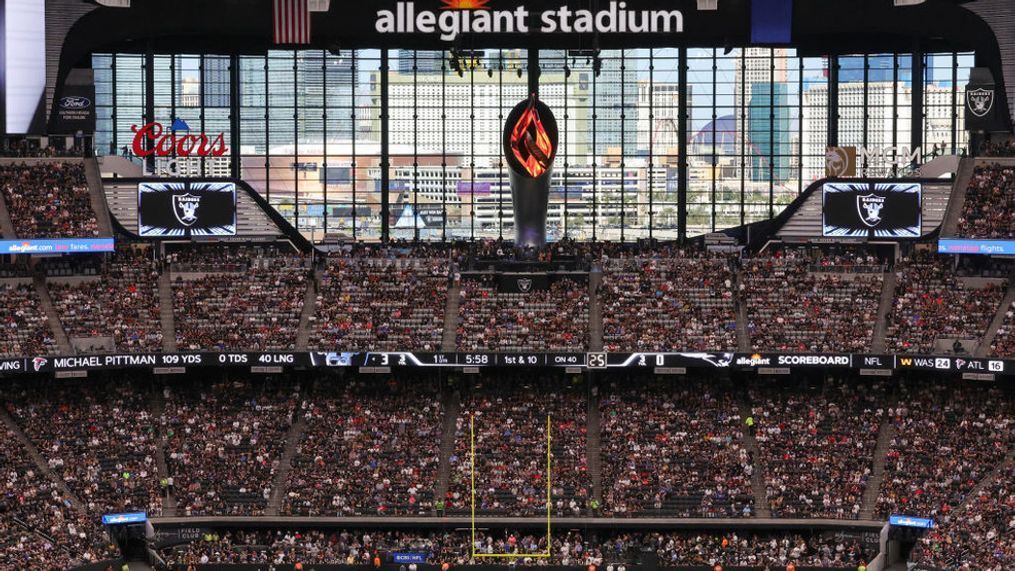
60 96 91 109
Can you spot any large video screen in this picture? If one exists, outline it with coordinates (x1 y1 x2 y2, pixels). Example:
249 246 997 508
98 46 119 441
138 182 237 237
822 182 922 238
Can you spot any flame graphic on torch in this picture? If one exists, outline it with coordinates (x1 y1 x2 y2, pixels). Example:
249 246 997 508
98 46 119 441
440 0 490 9
510 95 554 177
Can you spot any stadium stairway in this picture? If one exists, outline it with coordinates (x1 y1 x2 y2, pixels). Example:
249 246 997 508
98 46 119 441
859 401 897 520
294 270 320 350
974 276 1015 357
586 384 603 506
442 279 461 351
939 156 976 237
0 184 15 239
84 157 114 237
150 388 177 517
870 269 898 354
589 270 603 351
434 389 462 506
266 414 307 516
158 271 177 352
0 407 83 509
738 400 771 518
735 297 750 352
33 274 72 353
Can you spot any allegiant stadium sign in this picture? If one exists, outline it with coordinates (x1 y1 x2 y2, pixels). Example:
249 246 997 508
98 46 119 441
376 0 684 41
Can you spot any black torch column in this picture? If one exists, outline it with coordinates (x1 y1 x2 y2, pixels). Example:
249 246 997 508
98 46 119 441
503 94 558 249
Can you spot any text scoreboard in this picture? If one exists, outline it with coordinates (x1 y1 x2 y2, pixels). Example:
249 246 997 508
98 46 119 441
0 351 1009 377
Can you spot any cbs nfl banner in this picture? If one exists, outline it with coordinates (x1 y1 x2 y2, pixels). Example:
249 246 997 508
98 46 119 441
822 182 922 238
137 182 237 237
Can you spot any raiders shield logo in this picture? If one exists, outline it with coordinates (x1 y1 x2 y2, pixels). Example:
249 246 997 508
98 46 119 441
967 88 994 118
857 194 886 227
517 278 533 292
172 193 201 226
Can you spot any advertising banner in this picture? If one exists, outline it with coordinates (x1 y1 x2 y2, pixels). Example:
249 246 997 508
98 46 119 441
138 181 237 237
101 512 147 525
822 182 921 238
53 83 96 134
889 514 934 529
0 238 114 255
938 239 1015 256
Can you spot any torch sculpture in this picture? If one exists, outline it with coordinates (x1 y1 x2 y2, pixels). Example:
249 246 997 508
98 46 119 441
503 93 558 249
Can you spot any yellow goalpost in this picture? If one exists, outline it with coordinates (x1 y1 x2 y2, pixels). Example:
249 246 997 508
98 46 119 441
470 414 552 558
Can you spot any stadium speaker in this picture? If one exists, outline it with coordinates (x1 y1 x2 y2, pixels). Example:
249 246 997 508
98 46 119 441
696 0 718 10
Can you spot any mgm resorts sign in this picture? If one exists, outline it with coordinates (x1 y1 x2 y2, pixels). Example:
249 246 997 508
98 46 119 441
375 0 684 41
825 145 944 178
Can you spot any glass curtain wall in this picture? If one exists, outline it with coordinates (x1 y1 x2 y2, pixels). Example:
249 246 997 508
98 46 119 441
92 48 975 241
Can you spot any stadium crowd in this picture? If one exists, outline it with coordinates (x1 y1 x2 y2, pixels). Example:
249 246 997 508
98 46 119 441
4 379 163 517
876 382 1011 520
163 379 298 516
750 380 885 519
741 253 883 352
955 163 1015 239
166 244 302 273
884 255 1005 353
456 277 589 351
447 376 590 516
977 138 1015 158
309 255 448 351
161 528 873 568
913 460 1013 571
599 254 738 352
0 426 117 569
282 377 444 516
48 248 163 352
0 282 57 357
0 161 99 238
172 251 308 351
600 379 754 518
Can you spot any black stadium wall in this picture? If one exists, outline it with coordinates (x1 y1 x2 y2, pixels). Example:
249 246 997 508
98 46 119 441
45 0 1013 133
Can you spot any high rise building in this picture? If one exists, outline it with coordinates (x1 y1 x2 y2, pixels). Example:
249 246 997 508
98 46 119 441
397 50 443 74
636 80 684 153
735 48 790 182
747 82 791 182
587 51 639 156
839 55 912 85
202 56 231 108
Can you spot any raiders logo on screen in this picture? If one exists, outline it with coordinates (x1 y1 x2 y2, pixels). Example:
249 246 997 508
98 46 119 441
172 194 201 227
966 87 994 118
138 182 237 237
822 182 922 238
857 194 886 227
517 278 533 292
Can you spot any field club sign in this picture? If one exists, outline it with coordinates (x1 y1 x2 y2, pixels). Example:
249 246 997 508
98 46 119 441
376 0 684 41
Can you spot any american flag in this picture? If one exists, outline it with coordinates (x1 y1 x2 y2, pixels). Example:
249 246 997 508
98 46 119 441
273 0 311 45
